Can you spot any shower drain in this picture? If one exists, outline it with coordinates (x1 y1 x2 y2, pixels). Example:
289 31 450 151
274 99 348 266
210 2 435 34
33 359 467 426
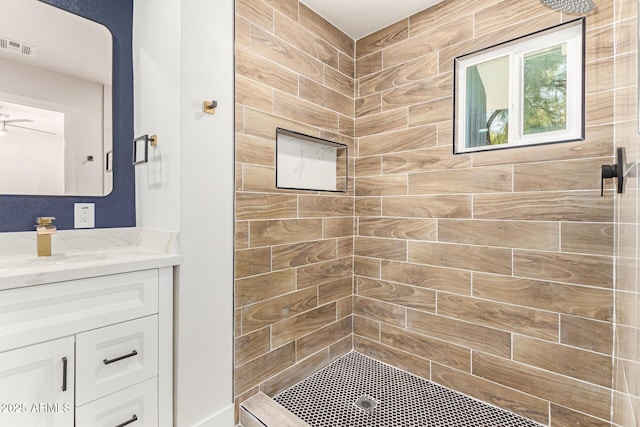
353 395 379 414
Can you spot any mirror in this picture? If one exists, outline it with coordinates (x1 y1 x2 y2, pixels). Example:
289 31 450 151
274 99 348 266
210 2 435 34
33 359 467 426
0 0 112 196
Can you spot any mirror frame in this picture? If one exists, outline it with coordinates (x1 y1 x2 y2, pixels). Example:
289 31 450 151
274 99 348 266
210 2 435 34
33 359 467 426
0 0 135 232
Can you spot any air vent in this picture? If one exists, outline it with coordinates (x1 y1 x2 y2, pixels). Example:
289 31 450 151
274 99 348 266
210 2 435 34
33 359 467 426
0 37 35 57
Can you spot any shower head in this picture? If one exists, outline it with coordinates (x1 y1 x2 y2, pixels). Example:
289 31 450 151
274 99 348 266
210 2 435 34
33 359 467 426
540 0 595 13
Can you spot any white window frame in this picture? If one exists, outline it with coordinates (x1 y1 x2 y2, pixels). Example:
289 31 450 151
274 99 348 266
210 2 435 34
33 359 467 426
453 18 585 154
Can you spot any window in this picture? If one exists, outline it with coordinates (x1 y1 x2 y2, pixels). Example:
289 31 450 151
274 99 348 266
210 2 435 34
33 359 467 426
453 18 585 154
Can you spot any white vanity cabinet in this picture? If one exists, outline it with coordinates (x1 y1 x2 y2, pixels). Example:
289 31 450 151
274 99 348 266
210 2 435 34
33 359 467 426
0 265 174 427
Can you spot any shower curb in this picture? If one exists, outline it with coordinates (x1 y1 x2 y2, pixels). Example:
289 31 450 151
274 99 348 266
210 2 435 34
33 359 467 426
240 392 310 427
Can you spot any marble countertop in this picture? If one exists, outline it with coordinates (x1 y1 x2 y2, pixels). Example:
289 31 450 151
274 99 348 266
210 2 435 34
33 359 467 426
0 228 181 291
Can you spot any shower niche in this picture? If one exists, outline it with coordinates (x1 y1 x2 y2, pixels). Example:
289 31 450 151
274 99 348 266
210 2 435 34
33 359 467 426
275 128 348 192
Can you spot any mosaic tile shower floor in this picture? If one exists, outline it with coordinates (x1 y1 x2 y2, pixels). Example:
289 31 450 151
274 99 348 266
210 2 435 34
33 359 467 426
274 352 542 427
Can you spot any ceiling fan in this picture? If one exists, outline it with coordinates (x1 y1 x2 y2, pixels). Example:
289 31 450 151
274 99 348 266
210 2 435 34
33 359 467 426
0 119 56 136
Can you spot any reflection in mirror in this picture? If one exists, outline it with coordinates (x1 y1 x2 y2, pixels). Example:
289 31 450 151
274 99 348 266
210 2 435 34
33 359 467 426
0 0 113 196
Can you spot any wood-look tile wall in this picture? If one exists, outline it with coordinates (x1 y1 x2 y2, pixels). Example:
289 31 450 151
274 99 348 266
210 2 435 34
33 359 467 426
234 0 355 413
235 0 638 425
353 0 622 425
612 1 640 426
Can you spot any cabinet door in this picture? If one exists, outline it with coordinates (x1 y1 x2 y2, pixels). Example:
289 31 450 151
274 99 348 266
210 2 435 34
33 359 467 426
0 336 74 427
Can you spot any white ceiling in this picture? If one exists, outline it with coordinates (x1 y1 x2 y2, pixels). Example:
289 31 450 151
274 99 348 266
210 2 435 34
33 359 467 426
300 0 445 40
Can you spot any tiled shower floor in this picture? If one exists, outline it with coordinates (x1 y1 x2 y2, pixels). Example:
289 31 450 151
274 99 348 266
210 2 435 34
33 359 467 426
274 352 542 427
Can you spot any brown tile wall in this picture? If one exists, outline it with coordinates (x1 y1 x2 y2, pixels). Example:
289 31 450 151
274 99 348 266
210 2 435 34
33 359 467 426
234 0 356 413
612 1 640 426
353 0 621 425
235 0 639 425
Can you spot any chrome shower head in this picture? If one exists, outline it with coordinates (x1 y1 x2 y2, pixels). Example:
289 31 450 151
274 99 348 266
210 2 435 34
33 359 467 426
540 0 595 13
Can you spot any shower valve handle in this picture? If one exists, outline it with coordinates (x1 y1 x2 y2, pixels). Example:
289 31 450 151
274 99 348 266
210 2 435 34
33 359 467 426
600 147 626 197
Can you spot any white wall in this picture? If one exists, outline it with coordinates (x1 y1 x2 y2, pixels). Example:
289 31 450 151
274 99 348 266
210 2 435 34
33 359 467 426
133 0 235 426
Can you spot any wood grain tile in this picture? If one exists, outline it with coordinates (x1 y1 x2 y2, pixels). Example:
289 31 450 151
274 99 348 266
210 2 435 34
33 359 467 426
263 0 297 21
473 352 612 420
561 315 613 354
409 166 512 194
356 19 408 59
235 133 275 166
240 391 311 426
586 90 614 125
236 48 298 96
586 25 614 63
356 51 382 79
431 363 549 425
241 287 317 334
354 336 431 380
355 175 407 196
561 222 614 255
355 197 382 217
354 256 381 278
408 97 452 126
473 273 613 321
382 146 470 174
323 217 354 238
359 53 439 97
513 250 613 288
299 195 353 217
355 109 408 138
236 193 298 221
299 3 354 57
513 335 612 387
587 57 614 94
236 247 272 278
236 0 273 31
274 91 339 133
236 75 274 112
407 309 511 358
271 302 337 348
355 94 382 118
339 52 355 79
243 164 276 192
318 277 353 305
439 219 558 251
275 13 339 69
438 293 559 341
299 76 353 117
236 220 249 250
383 16 474 69
235 327 270 366
354 296 406 328
325 65 354 98
359 217 436 240
234 343 296 395
235 270 297 308
473 191 614 222
357 277 436 312
244 107 318 140
409 241 512 275
252 26 324 83
514 158 610 192
381 260 471 295
354 236 407 261
250 219 322 247
358 125 436 156
408 0 495 37
260 350 330 398
474 0 550 36
295 316 351 360
336 296 352 319
337 237 353 257
383 195 472 218
550 404 611 427
381 74 451 111
355 156 382 177
329 335 353 361
296 257 353 288
272 239 337 270
353 315 380 341
381 324 471 371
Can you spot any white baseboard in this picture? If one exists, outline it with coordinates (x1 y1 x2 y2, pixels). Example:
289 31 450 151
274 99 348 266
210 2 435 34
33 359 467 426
192 404 235 427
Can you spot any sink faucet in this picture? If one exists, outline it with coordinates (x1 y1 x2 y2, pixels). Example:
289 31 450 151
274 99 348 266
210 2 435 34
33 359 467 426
35 217 57 257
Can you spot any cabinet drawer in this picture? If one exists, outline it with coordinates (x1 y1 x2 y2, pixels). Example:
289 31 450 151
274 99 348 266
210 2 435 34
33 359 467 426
0 269 159 353
76 316 158 405
76 378 158 427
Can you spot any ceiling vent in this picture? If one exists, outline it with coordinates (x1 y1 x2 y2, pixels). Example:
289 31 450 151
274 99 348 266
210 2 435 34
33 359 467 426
0 37 35 57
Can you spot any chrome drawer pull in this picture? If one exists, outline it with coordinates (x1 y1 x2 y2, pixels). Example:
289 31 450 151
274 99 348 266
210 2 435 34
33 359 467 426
103 349 138 365
115 414 138 427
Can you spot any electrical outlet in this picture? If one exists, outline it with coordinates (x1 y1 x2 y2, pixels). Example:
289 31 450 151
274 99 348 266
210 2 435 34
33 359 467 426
74 203 95 228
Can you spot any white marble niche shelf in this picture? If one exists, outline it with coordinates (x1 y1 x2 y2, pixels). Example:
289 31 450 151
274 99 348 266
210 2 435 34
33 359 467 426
276 128 348 193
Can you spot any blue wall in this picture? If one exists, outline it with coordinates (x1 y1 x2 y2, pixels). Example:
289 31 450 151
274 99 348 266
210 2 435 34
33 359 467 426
0 0 135 232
